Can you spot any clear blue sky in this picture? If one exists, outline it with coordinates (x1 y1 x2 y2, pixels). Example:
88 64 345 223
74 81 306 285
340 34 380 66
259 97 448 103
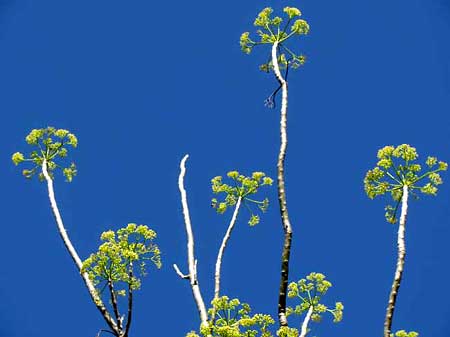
1 1 449 336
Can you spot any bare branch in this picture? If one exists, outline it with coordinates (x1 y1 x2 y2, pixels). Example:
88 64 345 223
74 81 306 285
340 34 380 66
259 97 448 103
299 306 313 337
176 154 208 326
384 185 409 337
214 197 242 299
173 264 190 279
272 41 294 327
42 159 119 335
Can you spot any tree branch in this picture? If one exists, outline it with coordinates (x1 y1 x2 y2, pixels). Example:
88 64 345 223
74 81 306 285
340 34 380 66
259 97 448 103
214 197 242 299
41 159 119 335
124 263 133 337
173 264 190 279
175 154 208 326
108 280 122 332
299 306 313 337
272 41 294 327
384 184 409 337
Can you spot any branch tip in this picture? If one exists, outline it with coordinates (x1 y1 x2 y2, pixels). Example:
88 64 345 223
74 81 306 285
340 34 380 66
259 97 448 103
173 263 189 279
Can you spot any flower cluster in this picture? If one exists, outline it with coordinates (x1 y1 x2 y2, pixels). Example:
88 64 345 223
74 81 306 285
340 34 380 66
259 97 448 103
187 296 274 337
240 7 309 72
12 127 78 182
364 144 447 223
275 326 299 337
287 273 344 324
82 223 161 297
211 171 273 225
391 331 419 337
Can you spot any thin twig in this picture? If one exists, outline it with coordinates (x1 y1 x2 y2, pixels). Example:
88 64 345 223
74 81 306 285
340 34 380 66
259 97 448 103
173 264 190 279
272 41 294 327
41 159 119 335
384 185 409 337
214 197 242 299
95 329 116 337
175 154 208 326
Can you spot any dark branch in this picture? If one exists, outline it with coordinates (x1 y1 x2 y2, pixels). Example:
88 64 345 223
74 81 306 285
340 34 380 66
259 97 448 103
108 280 122 332
124 263 134 337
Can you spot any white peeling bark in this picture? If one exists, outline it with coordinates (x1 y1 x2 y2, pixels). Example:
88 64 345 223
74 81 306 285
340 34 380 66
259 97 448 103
299 306 313 337
384 184 409 337
174 155 208 326
272 41 294 327
41 159 119 335
214 196 242 300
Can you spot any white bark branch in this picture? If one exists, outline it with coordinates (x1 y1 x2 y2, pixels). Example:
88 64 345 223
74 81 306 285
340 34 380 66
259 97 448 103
272 41 294 328
176 154 208 326
299 306 313 337
42 160 119 335
214 197 242 300
173 264 190 279
384 184 409 337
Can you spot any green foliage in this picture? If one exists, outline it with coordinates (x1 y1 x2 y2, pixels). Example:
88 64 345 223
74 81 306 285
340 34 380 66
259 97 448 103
211 171 273 225
188 296 275 337
391 330 419 337
82 223 161 297
12 126 78 182
287 273 344 324
240 7 309 71
364 144 447 223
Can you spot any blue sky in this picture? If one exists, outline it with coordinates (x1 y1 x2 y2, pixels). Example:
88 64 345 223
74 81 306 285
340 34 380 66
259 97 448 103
1 0 450 336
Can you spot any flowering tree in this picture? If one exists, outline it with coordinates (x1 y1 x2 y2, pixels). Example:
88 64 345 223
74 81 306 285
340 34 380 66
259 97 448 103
10 4 448 337
365 144 447 337
240 6 309 328
12 127 161 337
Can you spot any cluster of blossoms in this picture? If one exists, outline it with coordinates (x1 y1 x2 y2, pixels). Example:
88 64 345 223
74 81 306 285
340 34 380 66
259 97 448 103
12 126 78 182
287 272 344 324
391 331 419 337
240 7 309 72
364 144 447 223
82 223 161 296
187 296 274 337
211 171 273 225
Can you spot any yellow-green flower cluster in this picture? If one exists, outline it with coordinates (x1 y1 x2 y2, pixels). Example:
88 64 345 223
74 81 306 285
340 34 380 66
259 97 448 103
391 330 419 337
211 171 272 226
189 296 274 337
283 7 301 19
12 126 78 182
287 273 344 325
364 144 447 223
82 223 161 297
276 326 298 337
240 7 309 72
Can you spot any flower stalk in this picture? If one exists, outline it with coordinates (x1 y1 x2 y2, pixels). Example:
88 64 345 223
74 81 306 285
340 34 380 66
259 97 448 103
42 159 120 335
384 185 408 337
272 40 294 327
214 196 242 300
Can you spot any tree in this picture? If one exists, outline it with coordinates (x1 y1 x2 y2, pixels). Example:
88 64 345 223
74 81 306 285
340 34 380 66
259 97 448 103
178 6 343 337
12 127 161 337
240 6 309 328
365 144 447 337
10 4 448 337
